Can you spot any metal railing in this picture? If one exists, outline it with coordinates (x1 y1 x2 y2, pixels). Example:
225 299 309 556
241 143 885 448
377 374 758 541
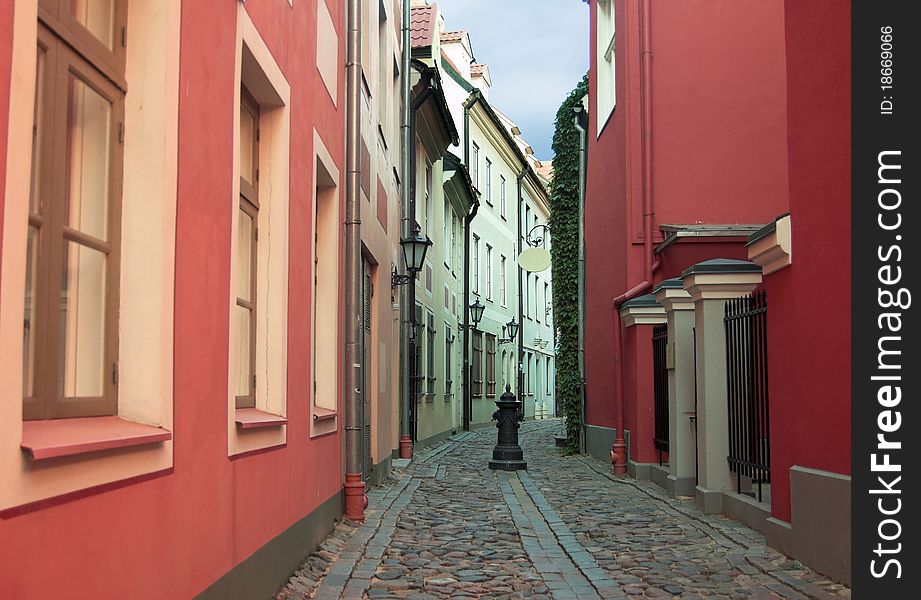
724 290 770 502
652 323 669 464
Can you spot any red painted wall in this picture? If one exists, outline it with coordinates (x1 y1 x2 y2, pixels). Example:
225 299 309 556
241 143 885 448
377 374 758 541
585 0 789 434
766 0 851 523
656 240 751 283
0 2 347 598
584 0 629 430
623 324 657 464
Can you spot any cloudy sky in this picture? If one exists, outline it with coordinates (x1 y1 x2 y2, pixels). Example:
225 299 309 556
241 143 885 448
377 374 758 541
436 0 590 159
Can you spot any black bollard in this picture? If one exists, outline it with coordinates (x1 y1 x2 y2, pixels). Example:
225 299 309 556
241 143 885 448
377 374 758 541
488 384 527 471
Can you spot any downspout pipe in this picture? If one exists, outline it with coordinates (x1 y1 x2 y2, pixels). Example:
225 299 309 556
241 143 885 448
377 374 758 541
461 197 480 430
404 71 435 448
344 0 365 521
572 105 588 454
516 170 526 399
610 0 657 476
398 58 436 457
398 0 412 458
461 99 477 431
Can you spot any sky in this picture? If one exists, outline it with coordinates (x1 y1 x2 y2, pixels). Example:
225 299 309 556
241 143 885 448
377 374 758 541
436 0 590 160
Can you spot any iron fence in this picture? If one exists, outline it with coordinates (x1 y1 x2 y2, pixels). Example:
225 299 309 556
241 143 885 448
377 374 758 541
652 323 669 464
724 290 770 502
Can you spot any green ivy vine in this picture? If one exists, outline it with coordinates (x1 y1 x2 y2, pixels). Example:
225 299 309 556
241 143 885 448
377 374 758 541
549 74 588 454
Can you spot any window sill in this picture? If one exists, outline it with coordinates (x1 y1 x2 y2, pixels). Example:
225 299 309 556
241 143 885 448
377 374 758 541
21 416 172 461
235 408 288 430
313 407 337 422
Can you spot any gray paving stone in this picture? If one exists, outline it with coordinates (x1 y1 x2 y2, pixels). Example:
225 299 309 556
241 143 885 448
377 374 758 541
276 421 849 600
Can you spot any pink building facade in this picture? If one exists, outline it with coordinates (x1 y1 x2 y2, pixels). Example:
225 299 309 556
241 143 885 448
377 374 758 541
0 1 396 597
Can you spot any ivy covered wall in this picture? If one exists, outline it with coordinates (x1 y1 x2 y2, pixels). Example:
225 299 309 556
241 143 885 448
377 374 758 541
549 75 587 454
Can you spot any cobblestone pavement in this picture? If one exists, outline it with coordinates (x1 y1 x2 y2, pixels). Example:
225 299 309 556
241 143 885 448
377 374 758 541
278 420 851 600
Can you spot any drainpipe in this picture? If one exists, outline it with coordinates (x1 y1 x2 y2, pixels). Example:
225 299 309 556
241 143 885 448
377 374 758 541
610 0 658 476
461 197 480 430
398 0 412 459
461 97 481 431
344 0 365 521
404 69 435 448
516 170 526 399
400 61 434 458
572 104 588 454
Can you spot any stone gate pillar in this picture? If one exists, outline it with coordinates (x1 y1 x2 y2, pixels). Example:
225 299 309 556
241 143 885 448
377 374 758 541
682 259 762 514
653 278 696 497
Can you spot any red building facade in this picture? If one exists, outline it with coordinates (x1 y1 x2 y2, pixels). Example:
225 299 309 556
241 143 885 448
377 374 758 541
583 0 850 583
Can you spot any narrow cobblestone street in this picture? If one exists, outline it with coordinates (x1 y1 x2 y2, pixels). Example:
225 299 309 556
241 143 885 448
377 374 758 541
278 421 850 600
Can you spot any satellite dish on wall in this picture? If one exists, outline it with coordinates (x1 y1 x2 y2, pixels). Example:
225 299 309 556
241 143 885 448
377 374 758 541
518 247 551 272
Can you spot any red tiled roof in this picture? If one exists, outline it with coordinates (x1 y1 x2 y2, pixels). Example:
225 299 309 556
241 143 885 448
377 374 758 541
411 5 436 48
440 30 466 44
470 63 487 77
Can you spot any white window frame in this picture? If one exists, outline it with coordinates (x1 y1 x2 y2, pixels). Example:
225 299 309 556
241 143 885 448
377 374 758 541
473 234 480 294
485 244 493 300
485 157 492 205
500 255 507 306
471 142 480 189
596 0 616 135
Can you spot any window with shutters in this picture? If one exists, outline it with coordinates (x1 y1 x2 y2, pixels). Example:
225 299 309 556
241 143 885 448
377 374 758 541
485 334 496 397
24 1 128 420
413 303 424 400
472 331 483 397
426 312 436 396
444 325 453 398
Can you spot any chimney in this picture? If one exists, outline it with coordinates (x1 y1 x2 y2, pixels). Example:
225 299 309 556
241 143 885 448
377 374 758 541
470 63 491 99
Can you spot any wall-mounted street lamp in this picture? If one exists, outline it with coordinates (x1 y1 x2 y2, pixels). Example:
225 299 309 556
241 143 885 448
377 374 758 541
392 226 432 288
498 318 519 345
460 299 485 331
